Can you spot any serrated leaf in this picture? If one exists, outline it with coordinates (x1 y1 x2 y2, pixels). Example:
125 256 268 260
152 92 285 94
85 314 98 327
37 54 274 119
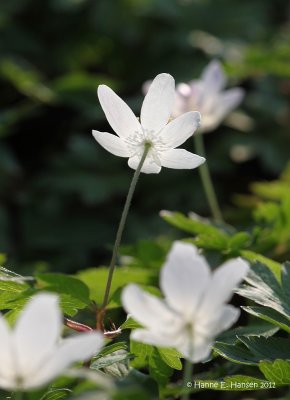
240 250 281 280
217 322 279 345
40 388 72 400
237 262 290 320
242 306 290 333
95 342 128 359
91 349 131 375
238 336 290 360
214 342 260 366
259 359 290 385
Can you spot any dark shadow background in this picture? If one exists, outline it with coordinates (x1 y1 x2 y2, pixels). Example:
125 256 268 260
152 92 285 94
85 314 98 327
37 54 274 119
0 0 289 273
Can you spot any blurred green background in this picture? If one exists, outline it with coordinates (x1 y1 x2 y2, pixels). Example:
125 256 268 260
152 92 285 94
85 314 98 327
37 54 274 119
0 0 289 273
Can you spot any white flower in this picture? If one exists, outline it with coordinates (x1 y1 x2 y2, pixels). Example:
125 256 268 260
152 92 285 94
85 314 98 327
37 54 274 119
122 242 249 363
0 293 104 391
92 74 205 174
173 60 245 133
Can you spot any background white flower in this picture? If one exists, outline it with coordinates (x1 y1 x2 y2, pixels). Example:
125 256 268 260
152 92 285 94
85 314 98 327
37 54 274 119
93 73 205 174
172 60 245 133
0 293 104 391
122 241 249 363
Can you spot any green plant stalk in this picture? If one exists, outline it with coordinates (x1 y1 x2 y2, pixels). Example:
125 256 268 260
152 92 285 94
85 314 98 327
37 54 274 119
13 392 24 400
181 359 193 400
194 133 224 223
98 144 150 328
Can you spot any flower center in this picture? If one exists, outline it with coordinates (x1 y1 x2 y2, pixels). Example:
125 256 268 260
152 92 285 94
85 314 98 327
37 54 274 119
125 127 167 165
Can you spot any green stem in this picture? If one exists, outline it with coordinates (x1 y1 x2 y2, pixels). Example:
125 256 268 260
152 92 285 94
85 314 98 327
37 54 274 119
181 359 193 400
13 392 24 400
194 133 224 223
99 144 150 325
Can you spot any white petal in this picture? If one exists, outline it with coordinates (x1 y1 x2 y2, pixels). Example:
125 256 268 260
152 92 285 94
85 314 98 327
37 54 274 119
122 284 178 332
198 258 249 316
141 73 175 132
25 332 103 390
160 242 210 318
0 315 14 382
202 60 226 93
160 112 201 148
128 155 161 174
92 130 132 157
211 305 240 336
217 88 244 117
131 329 177 348
13 293 62 375
98 85 142 138
174 327 213 363
160 149 205 169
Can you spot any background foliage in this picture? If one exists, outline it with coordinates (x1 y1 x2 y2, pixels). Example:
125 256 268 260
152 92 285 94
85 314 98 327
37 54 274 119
1 0 290 399
1 0 289 272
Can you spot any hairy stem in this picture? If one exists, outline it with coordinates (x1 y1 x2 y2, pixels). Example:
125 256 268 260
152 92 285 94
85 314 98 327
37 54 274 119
97 144 150 329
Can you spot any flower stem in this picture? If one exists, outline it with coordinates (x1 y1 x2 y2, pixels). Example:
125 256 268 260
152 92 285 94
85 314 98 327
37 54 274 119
193 133 224 223
181 359 193 400
13 392 24 400
97 144 150 329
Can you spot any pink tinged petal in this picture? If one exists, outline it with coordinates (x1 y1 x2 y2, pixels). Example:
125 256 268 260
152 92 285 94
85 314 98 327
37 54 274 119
140 73 175 133
92 130 132 157
24 332 104 390
198 258 249 316
160 242 210 318
13 293 62 375
217 87 245 118
0 315 14 383
202 60 226 93
160 112 201 148
131 329 178 349
128 156 161 174
97 85 142 139
160 149 205 170
122 284 178 332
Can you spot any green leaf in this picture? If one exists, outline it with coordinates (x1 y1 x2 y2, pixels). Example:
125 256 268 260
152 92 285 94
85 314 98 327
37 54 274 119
157 347 183 370
242 306 290 333
91 349 131 377
77 267 157 307
130 341 153 369
149 348 172 386
240 250 281 280
36 273 90 305
214 342 260 366
95 342 128 358
217 322 279 345
160 211 227 237
259 359 290 385
237 262 290 320
40 388 72 400
238 336 290 360
120 317 142 330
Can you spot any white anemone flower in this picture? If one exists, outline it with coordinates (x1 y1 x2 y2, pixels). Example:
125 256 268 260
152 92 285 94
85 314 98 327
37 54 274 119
122 241 249 363
93 73 205 174
172 60 245 133
0 293 104 391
